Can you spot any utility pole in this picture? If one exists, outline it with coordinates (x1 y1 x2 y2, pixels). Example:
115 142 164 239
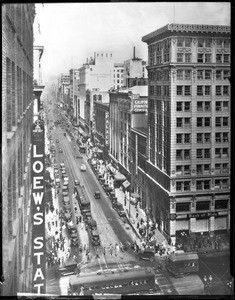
146 207 149 246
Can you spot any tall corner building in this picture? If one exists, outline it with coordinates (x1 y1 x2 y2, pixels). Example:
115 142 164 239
142 24 230 245
2 4 36 295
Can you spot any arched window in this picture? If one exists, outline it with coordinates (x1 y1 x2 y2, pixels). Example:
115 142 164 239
93 95 97 101
98 94 102 101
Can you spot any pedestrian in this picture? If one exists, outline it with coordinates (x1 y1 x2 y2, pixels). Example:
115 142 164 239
103 247 106 256
109 244 113 256
137 222 140 229
208 275 213 288
136 212 139 219
124 197 127 206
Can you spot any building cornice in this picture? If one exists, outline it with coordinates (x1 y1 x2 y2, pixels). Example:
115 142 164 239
142 23 230 43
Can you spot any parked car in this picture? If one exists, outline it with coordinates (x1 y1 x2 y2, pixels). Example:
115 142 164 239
74 179 80 186
137 247 155 262
62 190 69 197
90 230 100 246
80 164 86 171
59 148 63 153
62 185 68 192
64 175 69 182
62 173 68 179
60 163 65 168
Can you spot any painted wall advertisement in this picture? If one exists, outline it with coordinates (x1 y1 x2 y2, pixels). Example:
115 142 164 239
132 96 148 113
31 120 46 294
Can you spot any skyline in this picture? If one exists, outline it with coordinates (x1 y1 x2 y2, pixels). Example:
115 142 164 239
33 2 231 83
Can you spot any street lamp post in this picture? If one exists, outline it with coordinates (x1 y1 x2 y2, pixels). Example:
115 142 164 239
146 207 149 247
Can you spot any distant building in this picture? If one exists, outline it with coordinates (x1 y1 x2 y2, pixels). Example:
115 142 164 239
123 47 148 88
113 63 124 90
142 23 230 245
2 3 36 295
109 86 148 187
69 68 79 122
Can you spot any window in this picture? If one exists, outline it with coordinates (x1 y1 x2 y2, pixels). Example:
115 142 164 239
197 102 203 111
216 101 221 111
197 165 203 174
223 132 229 142
205 38 212 47
223 54 229 63
184 102 190 111
184 149 190 159
185 53 191 63
205 54 211 63
205 86 211 95
176 134 182 143
197 86 203 96
176 102 182 111
216 86 222 95
184 181 190 191
215 117 221 127
198 38 204 47
205 70 211 80
185 70 191 80
223 70 230 80
176 165 182 175
198 54 204 63
224 40 230 48
204 133 211 142
177 86 183 95
215 200 228 210
185 38 192 47
176 118 183 127
222 163 229 173
222 148 228 157
184 118 190 127
216 70 222 80
204 149 210 158
204 117 210 127
216 54 222 63
177 37 184 47
177 53 183 62
197 70 203 80
223 86 229 96
197 149 203 159
176 150 183 160
197 133 203 143
196 180 203 190
176 182 183 191
216 39 223 48
223 117 228 126
215 133 221 142
204 164 210 173
176 202 190 212
184 86 191 95
204 180 210 190
204 101 211 111
177 70 183 80
215 148 221 158
197 118 203 127
184 165 190 174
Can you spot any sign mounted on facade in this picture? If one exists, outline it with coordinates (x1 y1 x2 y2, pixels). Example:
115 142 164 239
133 98 148 112
31 119 46 294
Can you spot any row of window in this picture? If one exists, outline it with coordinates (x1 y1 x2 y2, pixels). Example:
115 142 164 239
176 53 230 64
176 178 229 192
176 117 229 128
176 132 229 144
176 148 229 160
177 69 230 81
175 85 230 96
176 200 228 213
114 74 123 78
177 38 230 48
175 163 229 175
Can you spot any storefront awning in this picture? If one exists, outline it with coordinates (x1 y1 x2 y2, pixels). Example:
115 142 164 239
114 173 126 181
122 180 130 188
131 193 140 198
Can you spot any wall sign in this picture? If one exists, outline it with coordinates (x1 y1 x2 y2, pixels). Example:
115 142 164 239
31 120 46 294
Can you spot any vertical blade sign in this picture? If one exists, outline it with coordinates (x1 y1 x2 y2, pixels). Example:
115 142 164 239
31 119 46 294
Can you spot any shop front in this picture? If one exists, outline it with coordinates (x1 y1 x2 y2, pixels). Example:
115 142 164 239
214 212 229 235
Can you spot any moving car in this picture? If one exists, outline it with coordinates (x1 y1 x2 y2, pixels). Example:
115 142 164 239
56 260 77 277
137 247 155 262
80 164 86 171
94 191 101 199
90 230 100 246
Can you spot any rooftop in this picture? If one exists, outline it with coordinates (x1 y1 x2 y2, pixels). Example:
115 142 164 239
142 23 230 42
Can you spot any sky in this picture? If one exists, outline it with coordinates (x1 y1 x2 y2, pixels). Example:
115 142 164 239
33 2 231 84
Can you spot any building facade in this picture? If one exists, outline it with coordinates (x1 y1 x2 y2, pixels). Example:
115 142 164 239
109 86 148 186
142 23 230 244
69 68 79 123
113 63 124 90
2 3 36 295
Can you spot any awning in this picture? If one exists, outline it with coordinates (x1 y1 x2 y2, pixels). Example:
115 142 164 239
131 193 140 198
122 180 130 189
114 173 126 181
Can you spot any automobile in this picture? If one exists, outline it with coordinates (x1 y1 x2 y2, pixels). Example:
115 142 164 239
62 185 68 192
60 163 65 168
74 179 80 186
63 181 69 186
54 173 60 179
113 202 126 218
64 175 69 181
137 247 156 262
54 163 58 168
61 170 66 175
80 164 86 172
62 173 68 178
62 196 70 205
90 230 101 246
94 191 101 199
56 139 59 143
62 190 69 197
59 148 63 153
56 260 77 277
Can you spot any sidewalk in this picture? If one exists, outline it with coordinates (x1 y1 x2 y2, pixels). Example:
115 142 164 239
115 187 168 248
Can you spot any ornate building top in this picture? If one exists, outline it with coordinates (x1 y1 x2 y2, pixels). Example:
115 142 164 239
142 23 230 43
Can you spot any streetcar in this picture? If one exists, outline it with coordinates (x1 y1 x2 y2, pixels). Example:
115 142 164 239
74 186 91 215
68 267 155 295
165 252 199 277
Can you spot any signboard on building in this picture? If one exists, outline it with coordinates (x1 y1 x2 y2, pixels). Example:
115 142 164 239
105 111 109 146
31 119 46 294
170 211 219 221
133 98 148 113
